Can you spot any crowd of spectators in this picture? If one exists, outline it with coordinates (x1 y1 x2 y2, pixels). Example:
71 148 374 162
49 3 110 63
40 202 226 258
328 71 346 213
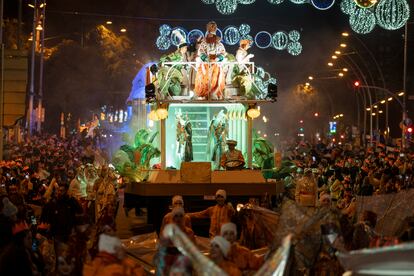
1 134 414 275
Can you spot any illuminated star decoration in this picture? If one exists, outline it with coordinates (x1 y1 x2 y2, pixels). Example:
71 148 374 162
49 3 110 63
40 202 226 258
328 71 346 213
156 24 302 56
202 0 334 15
340 0 410 33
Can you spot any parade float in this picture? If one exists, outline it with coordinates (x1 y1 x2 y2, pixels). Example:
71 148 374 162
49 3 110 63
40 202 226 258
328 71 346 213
114 22 283 231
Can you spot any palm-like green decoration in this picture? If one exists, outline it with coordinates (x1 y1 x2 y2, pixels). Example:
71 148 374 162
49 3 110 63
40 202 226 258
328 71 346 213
252 130 274 168
112 128 160 182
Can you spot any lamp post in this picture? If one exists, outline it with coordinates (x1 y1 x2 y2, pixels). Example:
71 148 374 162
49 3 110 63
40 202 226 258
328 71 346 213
359 85 405 149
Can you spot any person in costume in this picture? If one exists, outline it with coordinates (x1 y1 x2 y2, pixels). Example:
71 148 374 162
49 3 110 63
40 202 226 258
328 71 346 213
86 114 100 139
160 195 192 233
83 233 145 276
220 140 245 170
207 110 228 170
184 116 193 162
157 30 188 97
158 207 195 275
176 112 186 161
209 236 242 276
232 38 256 99
195 21 227 99
188 189 235 237
221 222 264 272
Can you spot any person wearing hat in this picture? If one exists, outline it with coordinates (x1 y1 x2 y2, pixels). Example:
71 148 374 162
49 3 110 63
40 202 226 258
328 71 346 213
160 195 192 233
295 168 317 206
210 236 241 276
233 38 257 99
220 222 263 272
220 140 245 170
195 21 227 99
159 206 196 275
83 233 145 276
188 189 235 237
157 29 189 97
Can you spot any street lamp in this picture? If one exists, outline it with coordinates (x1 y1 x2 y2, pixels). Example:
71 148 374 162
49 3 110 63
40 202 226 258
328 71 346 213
328 62 333 67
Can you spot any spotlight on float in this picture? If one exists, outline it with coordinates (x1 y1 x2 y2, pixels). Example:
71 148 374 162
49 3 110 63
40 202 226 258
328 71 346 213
156 104 169 120
247 104 260 119
267 83 278 102
148 110 159 121
150 64 158 75
145 83 156 103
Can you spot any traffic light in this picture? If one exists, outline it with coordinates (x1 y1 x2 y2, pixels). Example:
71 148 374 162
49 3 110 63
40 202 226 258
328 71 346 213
408 127 413 133
314 112 319 117
267 83 278 102
354 81 360 87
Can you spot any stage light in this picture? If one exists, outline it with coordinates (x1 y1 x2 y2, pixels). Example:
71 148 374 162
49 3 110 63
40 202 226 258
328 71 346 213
156 108 168 120
247 105 260 119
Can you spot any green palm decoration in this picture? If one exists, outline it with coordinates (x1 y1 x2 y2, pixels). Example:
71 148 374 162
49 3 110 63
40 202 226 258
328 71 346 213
113 128 160 182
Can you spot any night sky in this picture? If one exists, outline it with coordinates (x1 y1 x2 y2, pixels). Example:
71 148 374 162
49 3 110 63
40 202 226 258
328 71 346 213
4 0 413 138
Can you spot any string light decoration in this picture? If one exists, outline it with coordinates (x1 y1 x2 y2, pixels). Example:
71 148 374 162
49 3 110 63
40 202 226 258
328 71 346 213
238 0 256 4
201 0 334 13
156 35 171 50
288 30 300 42
349 7 376 34
155 24 302 55
170 27 187 46
223 26 241 45
239 24 251 35
354 0 377 9
375 0 410 31
159 24 172 36
215 0 238 15
272 31 289 50
187 29 204 44
287 41 303 56
341 0 357 15
254 31 272 49
311 0 336 10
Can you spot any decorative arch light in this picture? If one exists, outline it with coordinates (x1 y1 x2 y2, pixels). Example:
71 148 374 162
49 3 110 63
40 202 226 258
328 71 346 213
288 30 300 42
311 0 336 10
223 26 241 45
239 23 251 35
156 24 302 55
201 0 215 3
289 0 307 4
159 24 172 36
238 0 256 4
287 41 303 56
272 31 289 50
215 0 238 15
267 0 284 4
187 29 204 44
341 0 357 15
254 31 272 49
156 36 171 51
350 7 376 34
375 0 410 31
170 27 187 46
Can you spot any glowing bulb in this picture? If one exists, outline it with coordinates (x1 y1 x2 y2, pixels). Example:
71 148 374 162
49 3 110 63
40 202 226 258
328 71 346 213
106 21 113 25
308 76 314 80
398 92 405 96
120 28 127 33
